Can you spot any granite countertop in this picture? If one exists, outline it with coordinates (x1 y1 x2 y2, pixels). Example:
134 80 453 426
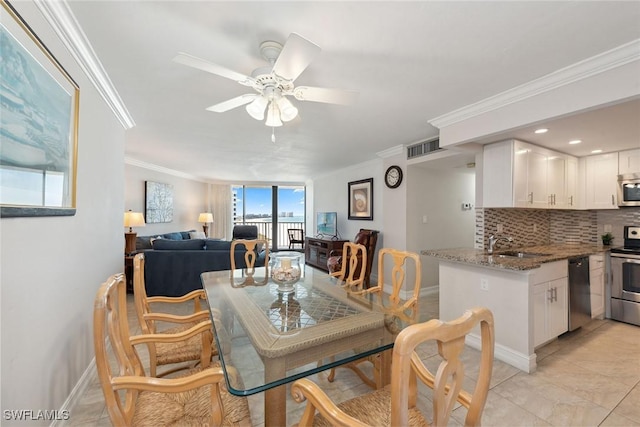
421 243 607 271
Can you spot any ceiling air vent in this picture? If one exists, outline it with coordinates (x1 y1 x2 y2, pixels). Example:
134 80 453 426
407 138 441 159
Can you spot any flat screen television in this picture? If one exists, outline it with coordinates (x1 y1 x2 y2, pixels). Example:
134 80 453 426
316 212 337 237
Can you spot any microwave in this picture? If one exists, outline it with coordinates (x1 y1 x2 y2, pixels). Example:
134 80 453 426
618 173 640 207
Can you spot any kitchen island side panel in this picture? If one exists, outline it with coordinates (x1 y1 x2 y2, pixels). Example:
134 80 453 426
439 261 537 372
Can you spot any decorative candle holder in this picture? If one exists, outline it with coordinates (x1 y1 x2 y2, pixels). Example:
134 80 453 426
271 252 301 292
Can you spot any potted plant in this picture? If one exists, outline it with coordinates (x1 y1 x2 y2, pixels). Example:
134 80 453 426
601 232 614 246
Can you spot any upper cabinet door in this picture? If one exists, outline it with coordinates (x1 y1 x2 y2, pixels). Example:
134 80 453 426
584 153 619 209
619 149 640 175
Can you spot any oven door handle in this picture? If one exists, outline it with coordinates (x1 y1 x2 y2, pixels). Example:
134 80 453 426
611 254 640 262
617 258 640 264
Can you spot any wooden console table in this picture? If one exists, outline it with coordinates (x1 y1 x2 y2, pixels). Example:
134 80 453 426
304 237 348 272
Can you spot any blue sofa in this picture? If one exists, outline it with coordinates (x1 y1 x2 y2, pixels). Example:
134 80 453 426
135 229 264 297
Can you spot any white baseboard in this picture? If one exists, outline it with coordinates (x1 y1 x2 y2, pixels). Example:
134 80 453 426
51 358 97 427
465 333 537 373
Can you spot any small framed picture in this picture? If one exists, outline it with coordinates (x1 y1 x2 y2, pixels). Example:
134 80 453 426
348 178 373 220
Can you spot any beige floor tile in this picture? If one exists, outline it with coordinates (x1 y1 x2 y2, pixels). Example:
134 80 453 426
612 382 640 424
493 371 610 425
71 291 640 426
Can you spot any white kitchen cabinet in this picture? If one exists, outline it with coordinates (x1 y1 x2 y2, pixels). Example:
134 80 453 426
589 254 605 319
483 139 575 209
533 261 568 348
619 149 640 174
566 156 578 208
584 153 618 209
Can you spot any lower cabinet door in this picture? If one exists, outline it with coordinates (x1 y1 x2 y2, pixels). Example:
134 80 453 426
533 282 549 348
548 278 568 338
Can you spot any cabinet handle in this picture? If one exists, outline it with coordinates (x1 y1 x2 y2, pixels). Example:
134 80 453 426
548 289 554 303
553 194 556 205
612 194 615 205
569 195 573 206
529 192 533 204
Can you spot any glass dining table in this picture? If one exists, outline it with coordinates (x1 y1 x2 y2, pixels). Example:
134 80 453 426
201 264 419 427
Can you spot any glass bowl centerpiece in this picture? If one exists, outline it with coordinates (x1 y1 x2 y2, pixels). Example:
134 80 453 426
271 252 302 292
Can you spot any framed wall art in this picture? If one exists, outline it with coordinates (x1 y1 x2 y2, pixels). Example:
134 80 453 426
0 0 80 218
145 181 173 223
348 178 373 220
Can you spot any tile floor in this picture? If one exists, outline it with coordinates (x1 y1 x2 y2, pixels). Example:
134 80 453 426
65 291 640 427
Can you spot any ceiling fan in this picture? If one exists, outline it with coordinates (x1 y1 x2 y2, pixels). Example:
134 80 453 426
172 33 358 127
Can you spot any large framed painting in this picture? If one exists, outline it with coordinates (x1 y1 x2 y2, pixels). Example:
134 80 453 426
0 0 80 218
348 178 373 220
145 181 173 223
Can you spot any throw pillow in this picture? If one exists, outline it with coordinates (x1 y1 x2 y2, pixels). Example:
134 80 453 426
162 232 184 240
189 231 206 239
152 238 205 250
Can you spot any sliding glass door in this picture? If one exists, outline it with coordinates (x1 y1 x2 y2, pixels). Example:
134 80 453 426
232 185 305 250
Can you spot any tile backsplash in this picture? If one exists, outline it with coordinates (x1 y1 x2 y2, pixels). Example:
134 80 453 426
475 207 640 250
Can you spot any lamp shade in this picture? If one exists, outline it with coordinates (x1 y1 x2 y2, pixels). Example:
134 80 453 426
246 96 268 120
265 101 283 127
124 211 145 228
277 97 298 122
198 213 214 223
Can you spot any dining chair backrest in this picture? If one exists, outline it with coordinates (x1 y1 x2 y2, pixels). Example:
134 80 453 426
370 248 422 317
391 307 495 426
94 274 147 424
329 242 367 292
230 238 269 272
291 307 495 427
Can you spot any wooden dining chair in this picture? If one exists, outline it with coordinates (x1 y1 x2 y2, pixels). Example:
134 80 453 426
292 307 495 427
133 253 219 377
327 248 423 388
329 242 367 292
94 273 252 426
230 238 269 272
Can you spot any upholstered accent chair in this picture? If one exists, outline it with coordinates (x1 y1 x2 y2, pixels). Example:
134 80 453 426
232 224 258 240
94 274 252 426
291 307 495 427
327 229 379 287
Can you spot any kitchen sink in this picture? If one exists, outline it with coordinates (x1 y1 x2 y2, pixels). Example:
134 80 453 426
496 251 549 259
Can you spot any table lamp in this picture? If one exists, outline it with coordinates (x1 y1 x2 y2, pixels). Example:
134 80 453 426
124 210 146 254
198 212 214 237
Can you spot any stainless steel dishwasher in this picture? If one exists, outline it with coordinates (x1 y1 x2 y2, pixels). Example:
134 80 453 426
568 256 591 331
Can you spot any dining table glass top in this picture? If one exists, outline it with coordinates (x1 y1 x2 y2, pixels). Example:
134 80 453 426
200 265 419 396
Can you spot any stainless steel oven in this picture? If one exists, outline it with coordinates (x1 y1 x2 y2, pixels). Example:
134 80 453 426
610 226 640 326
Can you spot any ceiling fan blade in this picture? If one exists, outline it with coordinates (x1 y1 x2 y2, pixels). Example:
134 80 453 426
293 86 359 105
206 94 258 112
272 33 321 82
173 52 254 87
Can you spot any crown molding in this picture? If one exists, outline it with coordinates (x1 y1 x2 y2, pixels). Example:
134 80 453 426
376 144 404 158
429 39 640 129
33 0 135 129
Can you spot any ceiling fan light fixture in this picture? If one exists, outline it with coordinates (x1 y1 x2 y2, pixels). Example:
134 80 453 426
277 97 298 122
246 96 268 120
265 101 283 127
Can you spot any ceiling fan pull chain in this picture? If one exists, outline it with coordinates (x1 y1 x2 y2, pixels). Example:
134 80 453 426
271 127 276 143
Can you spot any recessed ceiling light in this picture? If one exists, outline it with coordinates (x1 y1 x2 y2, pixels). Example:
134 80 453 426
569 140 582 145
534 128 548 134
591 149 603 154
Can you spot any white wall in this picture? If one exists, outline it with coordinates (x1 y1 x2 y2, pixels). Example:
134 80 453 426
0 2 124 422
312 159 384 242
125 164 208 237
406 166 476 287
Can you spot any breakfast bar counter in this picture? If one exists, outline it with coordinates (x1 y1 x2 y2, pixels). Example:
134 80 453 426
422 243 606 374
421 243 606 271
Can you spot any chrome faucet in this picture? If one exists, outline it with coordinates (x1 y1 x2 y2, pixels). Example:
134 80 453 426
488 234 513 254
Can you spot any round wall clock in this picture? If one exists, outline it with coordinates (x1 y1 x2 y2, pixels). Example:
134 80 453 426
384 165 403 188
